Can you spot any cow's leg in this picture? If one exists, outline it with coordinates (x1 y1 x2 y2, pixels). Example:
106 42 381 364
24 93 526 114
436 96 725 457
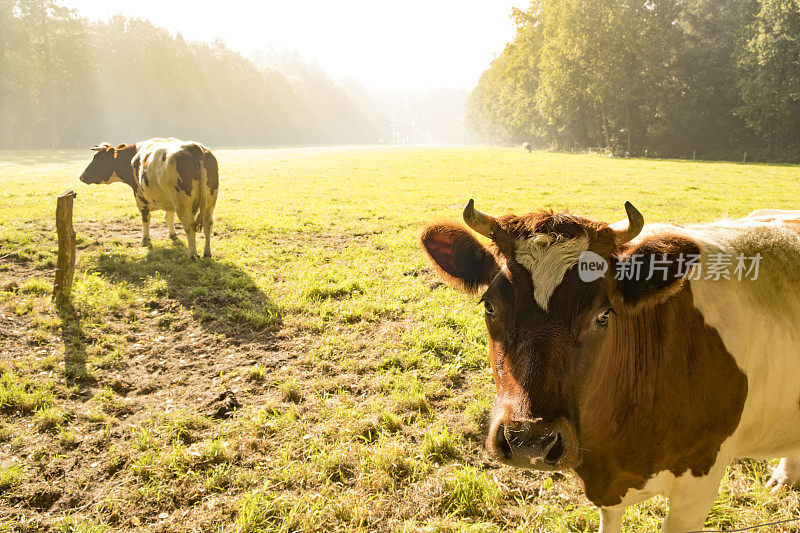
766 455 800 494
599 507 624 533
139 204 151 247
176 207 198 259
661 466 725 533
165 211 178 241
202 212 213 258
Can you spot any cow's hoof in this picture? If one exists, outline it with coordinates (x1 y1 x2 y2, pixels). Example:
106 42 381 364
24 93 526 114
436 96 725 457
141 238 152 247
188 252 200 260
169 234 179 242
765 463 794 494
766 471 790 494
766 460 800 494
203 251 212 259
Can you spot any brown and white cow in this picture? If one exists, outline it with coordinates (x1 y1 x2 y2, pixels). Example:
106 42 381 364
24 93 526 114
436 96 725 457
522 141 532 153
79 138 219 258
420 200 800 532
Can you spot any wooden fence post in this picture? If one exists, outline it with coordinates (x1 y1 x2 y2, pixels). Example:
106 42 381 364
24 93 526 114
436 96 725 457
54 190 77 301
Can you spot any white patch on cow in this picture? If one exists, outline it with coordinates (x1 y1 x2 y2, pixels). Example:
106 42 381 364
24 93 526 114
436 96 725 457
515 234 589 310
680 219 800 458
600 446 732 533
130 137 217 258
745 208 800 221
592 215 800 532
766 454 800 493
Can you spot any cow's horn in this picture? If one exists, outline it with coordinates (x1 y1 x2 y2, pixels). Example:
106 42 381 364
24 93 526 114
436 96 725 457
463 199 500 239
91 142 111 151
609 201 644 245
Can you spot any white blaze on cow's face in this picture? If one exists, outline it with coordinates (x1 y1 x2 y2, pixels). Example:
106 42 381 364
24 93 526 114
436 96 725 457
514 234 590 310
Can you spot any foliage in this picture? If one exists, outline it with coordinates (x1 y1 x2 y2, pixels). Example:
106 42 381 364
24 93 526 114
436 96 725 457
467 0 800 161
737 0 800 156
0 0 377 149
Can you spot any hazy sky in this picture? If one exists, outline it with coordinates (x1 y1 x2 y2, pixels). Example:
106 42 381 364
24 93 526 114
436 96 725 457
61 0 529 91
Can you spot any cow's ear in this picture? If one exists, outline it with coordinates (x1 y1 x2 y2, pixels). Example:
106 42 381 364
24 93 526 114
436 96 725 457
610 234 701 310
420 222 498 294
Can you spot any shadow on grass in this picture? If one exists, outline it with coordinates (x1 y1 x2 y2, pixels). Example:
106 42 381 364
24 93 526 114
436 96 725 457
92 244 282 338
55 295 88 385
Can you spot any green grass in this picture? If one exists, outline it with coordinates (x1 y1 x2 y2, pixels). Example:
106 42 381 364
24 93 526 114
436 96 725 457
0 461 23 493
0 371 54 414
0 146 799 530
443 466 501 518
421 425 462 464
34 406 72 433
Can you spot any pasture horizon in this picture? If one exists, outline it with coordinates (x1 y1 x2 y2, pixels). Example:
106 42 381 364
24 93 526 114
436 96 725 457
2 145 796 223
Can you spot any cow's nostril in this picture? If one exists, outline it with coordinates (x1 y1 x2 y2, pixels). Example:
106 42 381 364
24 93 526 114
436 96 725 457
494 424 513 459
544 432 566 465
540 434 558 449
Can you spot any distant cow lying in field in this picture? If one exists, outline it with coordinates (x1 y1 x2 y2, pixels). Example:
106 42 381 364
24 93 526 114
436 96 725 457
522 141 532 152
421 201 800 532
79 138 219 258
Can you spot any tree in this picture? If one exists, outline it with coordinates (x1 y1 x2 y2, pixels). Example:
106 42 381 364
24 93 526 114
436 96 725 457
466 0 799 161
737 0 800 157
0 1 380 148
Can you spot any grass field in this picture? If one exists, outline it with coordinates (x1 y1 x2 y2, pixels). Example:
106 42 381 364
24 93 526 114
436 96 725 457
1 146 800 532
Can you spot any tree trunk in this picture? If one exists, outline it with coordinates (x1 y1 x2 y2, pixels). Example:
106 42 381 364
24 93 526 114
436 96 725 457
626 104 632 154
600 100 611 150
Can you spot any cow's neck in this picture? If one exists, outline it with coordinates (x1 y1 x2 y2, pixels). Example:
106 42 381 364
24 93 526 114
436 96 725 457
574 285 747 507
113 146 137 189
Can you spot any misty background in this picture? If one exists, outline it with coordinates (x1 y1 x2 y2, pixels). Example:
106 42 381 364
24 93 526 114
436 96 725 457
0 1 473 149
4 0 800 161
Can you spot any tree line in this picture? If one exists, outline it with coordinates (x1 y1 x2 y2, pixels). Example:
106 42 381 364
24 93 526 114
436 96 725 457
467 0 800 161
0 0 378 149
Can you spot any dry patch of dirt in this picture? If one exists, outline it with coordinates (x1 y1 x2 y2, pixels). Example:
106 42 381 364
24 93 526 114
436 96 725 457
0 240 311 530
0 220 447 531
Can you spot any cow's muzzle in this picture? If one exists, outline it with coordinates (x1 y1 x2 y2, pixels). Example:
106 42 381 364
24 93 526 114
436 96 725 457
487 414 579 471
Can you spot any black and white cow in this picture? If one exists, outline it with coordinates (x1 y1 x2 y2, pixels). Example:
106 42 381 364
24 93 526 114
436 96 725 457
79 138 219 258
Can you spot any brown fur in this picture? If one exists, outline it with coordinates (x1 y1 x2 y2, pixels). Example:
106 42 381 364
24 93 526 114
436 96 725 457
113 146 137 188
200 146 219 194
611 234 701 311
79 144 137 188
175 149 201 196
492 210 618 259
578 285 747 506
420 207 749 509
483 263 605 423
173 143 219 196
131 157 140 182
419 222 498 293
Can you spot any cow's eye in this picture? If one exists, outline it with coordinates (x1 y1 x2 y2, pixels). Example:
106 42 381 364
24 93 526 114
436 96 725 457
483 299 495 317
596 308 613 326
